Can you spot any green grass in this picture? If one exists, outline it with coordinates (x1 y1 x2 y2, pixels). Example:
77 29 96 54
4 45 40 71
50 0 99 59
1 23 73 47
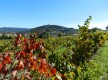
81 41 108 80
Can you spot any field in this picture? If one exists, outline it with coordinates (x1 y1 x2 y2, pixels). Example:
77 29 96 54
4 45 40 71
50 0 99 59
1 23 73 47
0 17 107 80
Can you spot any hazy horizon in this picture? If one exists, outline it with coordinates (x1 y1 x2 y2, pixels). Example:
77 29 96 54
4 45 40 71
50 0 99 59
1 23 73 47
0 0 108 30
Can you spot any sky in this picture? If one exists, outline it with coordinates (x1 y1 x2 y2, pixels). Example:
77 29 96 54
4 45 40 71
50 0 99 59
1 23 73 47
0 0 108 29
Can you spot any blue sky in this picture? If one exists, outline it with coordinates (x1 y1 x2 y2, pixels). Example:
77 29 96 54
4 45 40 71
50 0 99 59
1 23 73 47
0 0 108 29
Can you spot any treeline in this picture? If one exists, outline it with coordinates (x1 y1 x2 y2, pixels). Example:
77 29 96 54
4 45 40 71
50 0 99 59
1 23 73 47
0 33 12 39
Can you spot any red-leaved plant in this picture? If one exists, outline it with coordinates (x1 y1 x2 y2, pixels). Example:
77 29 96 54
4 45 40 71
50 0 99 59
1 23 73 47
0 33 57 80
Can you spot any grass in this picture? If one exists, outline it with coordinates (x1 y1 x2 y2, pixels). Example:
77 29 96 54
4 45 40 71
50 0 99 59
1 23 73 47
81 41 108 80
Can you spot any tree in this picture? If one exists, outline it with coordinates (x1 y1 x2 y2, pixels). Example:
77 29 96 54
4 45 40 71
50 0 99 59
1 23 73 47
91 27 102 32
58 32 62 37
106 26 108 30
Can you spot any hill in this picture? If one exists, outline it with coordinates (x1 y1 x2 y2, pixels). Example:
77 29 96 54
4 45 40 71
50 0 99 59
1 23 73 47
30 25 78 36
0 27 31 33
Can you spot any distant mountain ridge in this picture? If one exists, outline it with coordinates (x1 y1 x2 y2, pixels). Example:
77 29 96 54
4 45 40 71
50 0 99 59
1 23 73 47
0 25 78 35
30 25 78 35
0 27 31 33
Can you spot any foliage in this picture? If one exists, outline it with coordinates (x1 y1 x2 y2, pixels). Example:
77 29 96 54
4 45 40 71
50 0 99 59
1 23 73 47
0 33 57 80
77 41 108 80
72 16 106 65
0 33 12 39
47 16 106 79
58 32 62 37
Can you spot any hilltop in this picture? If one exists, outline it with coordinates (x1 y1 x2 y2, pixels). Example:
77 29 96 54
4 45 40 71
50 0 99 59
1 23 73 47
30 24 78 36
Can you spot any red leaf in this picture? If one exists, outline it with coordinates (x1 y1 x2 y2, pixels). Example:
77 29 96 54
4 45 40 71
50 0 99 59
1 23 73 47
50 68 57 76
0 62 2 70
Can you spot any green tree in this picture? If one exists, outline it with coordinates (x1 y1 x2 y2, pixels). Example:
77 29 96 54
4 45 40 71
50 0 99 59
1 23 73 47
58 32 62 37
106 26 108 30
